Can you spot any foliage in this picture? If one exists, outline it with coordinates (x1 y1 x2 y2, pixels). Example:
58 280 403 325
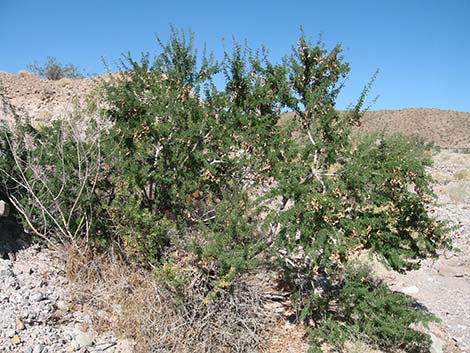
107 178 176 265
28 56 84 80
0 28 451 352
194 190 263 278
340 135 448 270
303 265 436 353
0 110 105 248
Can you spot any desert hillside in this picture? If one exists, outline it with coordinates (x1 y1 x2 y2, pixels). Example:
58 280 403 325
1 71 469 150
0 71 98 124
359 108 470 150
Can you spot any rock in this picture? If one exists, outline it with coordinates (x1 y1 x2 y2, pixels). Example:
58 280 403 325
65 344 75 352
32 344 45 353
5 328 16 337
429 332 444 353
12 334 21 344
30 292 46 302
75 331 95 347
114 338 135 353
16 318 25 331
56 300 69 311
400 285 419 295
0 200 10 217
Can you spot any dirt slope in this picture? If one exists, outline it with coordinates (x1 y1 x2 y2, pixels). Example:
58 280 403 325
0 71 99 124
358 109 470 150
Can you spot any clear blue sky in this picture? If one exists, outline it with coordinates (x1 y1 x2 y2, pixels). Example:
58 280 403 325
1 0 469 111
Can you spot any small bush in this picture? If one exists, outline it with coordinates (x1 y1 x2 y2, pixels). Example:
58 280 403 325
0 112 106 249
66 249 271 353
28 56 84 80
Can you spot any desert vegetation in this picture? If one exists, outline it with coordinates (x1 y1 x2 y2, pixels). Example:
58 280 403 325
28 56 84 80
0 28 451 352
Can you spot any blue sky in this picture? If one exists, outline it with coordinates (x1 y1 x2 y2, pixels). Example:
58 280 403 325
1 0 469 111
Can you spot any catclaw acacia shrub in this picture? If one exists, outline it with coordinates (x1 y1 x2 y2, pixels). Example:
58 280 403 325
194 189 264 277
258 33 450 351
100 29 287 269
1 28 451 352
106 178 177 265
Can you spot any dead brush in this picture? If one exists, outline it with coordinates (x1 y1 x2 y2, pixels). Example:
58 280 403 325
64 246 273 352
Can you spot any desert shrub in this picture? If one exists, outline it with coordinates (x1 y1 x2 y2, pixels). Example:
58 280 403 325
106 177 177 265
0 91 20 203
340 134 448 270
28 56 83 80
99 29 285 268
0 112 107 249
0 28 451 352
193 189 265 287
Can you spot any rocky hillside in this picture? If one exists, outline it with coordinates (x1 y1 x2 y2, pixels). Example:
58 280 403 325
359 109 470 150
0 71 99 125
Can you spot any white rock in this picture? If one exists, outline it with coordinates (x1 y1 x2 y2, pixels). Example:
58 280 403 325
56 300 68 311
0 200 10 217
429 332 444 353
400 285 419 295
75 331 95 347
114 339 135 353
33 344 45 353
30 292 46 302
5 328 16 337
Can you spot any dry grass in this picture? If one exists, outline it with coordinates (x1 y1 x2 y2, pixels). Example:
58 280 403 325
65 247 273 353
433 150 470 168
430 151 470 204
453 170 470 181
442 183 470 203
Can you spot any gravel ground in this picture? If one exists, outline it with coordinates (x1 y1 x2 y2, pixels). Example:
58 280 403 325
0 244 134 353
389 152 470 353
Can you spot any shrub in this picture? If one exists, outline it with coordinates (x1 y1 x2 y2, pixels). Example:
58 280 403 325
28 56 84 80
0 28 451 352
0 110 107 249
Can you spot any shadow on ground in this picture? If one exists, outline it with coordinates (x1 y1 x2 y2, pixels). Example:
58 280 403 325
0 216 31 260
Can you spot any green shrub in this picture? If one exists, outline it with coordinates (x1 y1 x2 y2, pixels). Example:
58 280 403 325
107 178 177 265
1 28 451 352
28 56 83 80
340 134 449 270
